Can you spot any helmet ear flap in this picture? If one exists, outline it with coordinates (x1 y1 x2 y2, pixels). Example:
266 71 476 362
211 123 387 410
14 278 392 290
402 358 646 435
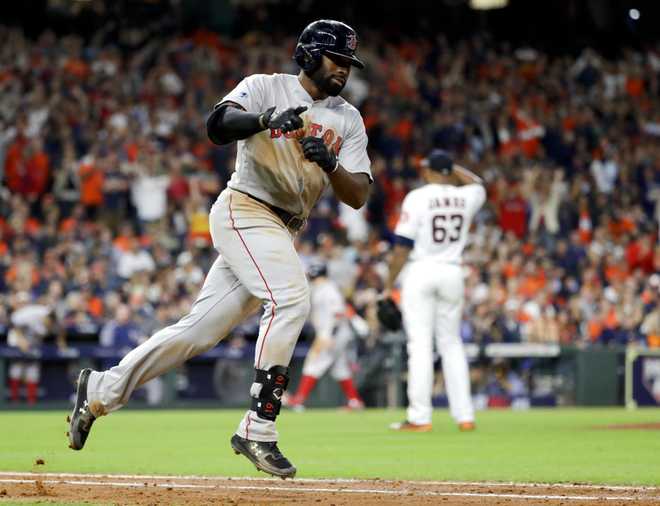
294 43 322 73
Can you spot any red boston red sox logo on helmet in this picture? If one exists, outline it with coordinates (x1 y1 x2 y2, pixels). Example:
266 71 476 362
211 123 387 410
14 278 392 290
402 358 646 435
346 33 357 51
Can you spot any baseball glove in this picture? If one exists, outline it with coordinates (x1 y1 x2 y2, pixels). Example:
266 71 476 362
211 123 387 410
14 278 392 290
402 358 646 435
377 297 402 331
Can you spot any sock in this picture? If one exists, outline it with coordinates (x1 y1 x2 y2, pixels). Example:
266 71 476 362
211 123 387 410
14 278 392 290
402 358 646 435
294 375 318 403
9 379 20 401
339 378 361 402
26 382 38 404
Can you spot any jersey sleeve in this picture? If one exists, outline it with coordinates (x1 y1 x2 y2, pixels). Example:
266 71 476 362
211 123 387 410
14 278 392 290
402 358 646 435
463 184 487 217
394 192 420 241
216 74 266 114
338 111 372 182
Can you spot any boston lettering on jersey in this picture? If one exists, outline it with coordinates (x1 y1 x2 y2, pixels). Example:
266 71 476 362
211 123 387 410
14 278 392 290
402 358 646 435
270 123 344 155
428 196 466 209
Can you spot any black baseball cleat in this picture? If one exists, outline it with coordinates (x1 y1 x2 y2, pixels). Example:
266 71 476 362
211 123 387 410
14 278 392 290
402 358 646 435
67 368 96 450
230 434 297 479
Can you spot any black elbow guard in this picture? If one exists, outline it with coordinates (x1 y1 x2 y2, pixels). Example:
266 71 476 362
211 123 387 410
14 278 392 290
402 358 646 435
207 104 263 145
207 106 228 145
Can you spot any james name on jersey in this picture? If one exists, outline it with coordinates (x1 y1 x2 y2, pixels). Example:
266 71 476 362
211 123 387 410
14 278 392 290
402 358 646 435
428 196 467 210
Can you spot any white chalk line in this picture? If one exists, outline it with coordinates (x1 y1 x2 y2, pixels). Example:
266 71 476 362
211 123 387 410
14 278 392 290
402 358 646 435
0 471 657 492
0 475 659 502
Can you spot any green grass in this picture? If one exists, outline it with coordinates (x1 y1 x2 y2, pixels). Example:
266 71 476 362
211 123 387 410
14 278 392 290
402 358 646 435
1 408 659 485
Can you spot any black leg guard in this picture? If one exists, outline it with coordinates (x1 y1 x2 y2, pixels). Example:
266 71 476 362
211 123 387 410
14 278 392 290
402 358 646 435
251 366 290 421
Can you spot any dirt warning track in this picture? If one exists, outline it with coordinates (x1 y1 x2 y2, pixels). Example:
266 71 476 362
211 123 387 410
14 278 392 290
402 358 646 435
1 472 659 505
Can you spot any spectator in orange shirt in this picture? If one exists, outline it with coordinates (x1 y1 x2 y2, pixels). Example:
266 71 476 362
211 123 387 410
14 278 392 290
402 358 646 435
79 151 104 219
625 67 644 98
577 198 593 244
502 251 523 279
517 259 546 299
603 253 628 284
587 315 604 343
113 224 139 252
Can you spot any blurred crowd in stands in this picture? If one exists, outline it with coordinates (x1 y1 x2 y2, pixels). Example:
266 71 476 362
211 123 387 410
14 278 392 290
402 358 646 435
0 21 659 362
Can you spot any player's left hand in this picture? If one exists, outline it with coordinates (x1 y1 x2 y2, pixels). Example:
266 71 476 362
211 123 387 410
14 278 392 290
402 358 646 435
300 136 337 174
376 297 402 331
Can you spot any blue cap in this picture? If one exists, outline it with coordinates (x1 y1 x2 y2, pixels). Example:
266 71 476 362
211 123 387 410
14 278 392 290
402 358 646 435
422 149 453 174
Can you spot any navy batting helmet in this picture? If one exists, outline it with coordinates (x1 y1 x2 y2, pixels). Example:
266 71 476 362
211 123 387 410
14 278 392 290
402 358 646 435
294 20 364 73
307 261 328 280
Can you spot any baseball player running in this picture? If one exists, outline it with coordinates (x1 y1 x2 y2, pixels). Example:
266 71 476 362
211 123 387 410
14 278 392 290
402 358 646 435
67 19 371 479
383 150 485 432
8 293 59 404
284 262 365 410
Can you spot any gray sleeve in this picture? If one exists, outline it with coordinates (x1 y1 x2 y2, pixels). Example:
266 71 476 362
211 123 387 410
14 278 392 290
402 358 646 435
217 74 266 114
338 111 372 182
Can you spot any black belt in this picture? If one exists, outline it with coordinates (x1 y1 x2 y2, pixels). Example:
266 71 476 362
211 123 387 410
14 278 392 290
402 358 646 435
233 189 307 232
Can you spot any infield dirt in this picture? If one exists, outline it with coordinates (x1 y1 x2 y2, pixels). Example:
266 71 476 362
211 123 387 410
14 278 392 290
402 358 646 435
1 472 659 505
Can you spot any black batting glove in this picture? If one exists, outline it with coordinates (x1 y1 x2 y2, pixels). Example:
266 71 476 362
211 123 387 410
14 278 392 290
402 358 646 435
260 106 307 133
300 136 338 174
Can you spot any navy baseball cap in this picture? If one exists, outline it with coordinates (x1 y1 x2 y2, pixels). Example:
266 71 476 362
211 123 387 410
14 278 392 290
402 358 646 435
421 149 454 174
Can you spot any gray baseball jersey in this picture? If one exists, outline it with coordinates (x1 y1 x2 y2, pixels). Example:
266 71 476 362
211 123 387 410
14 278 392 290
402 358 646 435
219 73 372 217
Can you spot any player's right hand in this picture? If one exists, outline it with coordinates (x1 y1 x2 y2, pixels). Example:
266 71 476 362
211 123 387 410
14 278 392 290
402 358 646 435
261 106 307 133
